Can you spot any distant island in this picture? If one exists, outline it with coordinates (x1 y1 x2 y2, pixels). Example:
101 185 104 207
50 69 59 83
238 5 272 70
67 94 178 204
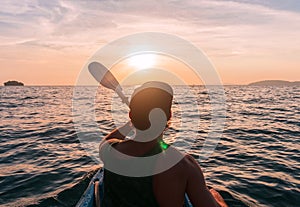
248 80 300 86
4 80 24 86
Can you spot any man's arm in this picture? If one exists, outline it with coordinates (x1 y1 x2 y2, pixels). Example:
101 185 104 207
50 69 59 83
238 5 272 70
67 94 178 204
210 189 228 207
99 121 133 161
103 121 133 141
185 155 228 207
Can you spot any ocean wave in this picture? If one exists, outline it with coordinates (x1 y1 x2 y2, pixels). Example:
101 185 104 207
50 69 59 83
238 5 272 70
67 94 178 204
0 86 299 207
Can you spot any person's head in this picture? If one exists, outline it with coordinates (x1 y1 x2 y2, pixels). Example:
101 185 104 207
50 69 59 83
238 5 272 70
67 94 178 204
129 81 173 131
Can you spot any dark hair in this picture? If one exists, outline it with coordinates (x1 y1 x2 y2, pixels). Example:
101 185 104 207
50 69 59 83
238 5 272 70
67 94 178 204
129 81 173 130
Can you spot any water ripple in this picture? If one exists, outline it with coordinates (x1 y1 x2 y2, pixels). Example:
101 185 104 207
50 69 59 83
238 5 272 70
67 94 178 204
0 86 299 206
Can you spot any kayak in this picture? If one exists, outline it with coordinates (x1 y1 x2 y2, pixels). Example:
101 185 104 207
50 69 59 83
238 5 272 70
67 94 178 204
76 168 193 207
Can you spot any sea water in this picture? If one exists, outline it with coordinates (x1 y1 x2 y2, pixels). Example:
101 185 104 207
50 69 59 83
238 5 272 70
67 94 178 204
0 86 299 207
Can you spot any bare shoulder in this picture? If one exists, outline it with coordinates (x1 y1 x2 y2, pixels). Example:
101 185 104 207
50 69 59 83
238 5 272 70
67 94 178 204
182 154 198 165
159 153 199 176
180 154 204 175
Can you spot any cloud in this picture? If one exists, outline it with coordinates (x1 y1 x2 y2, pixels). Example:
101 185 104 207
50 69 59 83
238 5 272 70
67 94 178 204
0 0 300 58
1 0 299 85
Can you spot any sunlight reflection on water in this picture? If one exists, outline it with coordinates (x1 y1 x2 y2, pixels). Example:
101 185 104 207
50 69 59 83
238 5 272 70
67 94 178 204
0 86 299 207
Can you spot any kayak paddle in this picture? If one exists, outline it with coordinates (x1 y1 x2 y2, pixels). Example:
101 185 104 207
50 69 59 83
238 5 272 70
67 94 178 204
88 62 129 106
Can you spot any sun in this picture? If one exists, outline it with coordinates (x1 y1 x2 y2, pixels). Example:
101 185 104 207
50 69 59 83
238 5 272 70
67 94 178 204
128 54 156 70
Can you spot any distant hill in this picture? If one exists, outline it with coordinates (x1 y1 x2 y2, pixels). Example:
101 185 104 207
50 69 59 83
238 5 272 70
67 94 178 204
248 80 300 86
4 80 24 86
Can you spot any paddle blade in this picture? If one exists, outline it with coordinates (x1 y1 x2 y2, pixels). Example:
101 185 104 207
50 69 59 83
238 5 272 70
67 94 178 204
88 62 119 91
88 61 129 106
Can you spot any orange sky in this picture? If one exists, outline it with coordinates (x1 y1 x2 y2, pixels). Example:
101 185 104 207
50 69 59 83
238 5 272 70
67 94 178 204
1 1 299 85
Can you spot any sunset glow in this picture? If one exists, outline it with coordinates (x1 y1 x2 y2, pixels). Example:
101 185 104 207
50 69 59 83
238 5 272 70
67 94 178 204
0 1 299 85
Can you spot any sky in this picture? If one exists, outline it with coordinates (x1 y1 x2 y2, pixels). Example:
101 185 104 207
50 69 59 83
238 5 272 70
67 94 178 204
0 0 300 85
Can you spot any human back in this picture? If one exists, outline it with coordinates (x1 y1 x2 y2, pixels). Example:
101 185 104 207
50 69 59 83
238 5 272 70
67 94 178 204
99 81 227 207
